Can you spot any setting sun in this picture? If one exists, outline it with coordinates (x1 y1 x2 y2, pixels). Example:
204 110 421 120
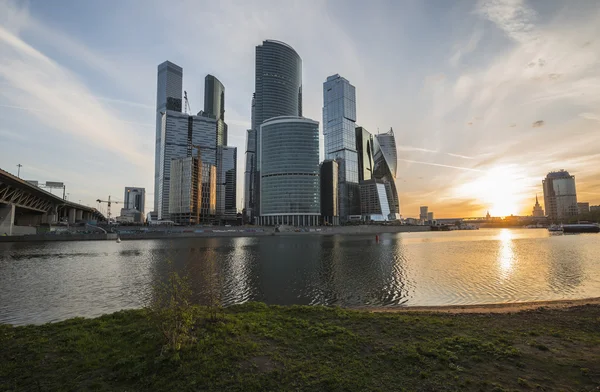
456 166 533 217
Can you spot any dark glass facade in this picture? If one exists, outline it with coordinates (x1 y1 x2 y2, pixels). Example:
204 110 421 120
372 128 400 218
203 74 228 146
320 160 339 225
355 126 374 182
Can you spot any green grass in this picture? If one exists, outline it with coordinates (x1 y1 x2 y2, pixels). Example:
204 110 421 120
1 303 599 391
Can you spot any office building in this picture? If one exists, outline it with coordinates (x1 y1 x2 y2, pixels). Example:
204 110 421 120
246 40 303 223
169 156 216 224
320 160 339 225
359 179 392 222
216 146 237 221
123 187 145 214
323 74 359 221
420 206 428 221
427 212 434 222
532 195 545 217
356 127 374 182
203 74 228 146
154 61 183 213
258 116 320 226
157 110 217 220
243 129 256 221
543 170 578 222
577 202 590 215
372 128 400 219
590 205 600 212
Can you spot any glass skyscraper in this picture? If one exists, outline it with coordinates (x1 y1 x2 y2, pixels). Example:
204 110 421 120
154 61 183 213
216 146 237 221
258 116 320 226
245 40 303 223
323 74 359 221
543 170 578 222
372 128 400 219
203 74 228 146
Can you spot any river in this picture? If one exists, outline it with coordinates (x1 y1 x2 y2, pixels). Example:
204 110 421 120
1 228 599 325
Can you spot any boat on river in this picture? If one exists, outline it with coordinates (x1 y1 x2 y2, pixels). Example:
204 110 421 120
561 223 600 233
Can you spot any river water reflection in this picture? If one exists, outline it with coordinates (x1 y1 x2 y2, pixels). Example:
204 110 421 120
1 229 599 325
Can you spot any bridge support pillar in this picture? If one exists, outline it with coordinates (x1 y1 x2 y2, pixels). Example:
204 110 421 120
76 210 83 221
0 204 15 236
68 208 76 224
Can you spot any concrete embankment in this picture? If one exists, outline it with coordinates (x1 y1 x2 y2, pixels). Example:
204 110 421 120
0 225 431 242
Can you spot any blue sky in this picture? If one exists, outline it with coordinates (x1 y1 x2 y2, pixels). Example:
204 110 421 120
1 0 599 218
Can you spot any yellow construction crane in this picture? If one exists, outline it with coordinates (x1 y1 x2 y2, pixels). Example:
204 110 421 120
96 195 121 223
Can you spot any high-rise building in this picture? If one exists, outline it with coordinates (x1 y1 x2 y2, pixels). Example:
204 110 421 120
532 195 544 217
123 187 145 214
543 170 578 222
420 206 428 221
373 128 400 219
355 127 374 182
154 61 183 213
323 74 359 221
320 160 339 226
169 156 216 224
258 116 320 226
169 156 201 224
427 212 434 222
359 179 392 222
203 74 228 146
157 110 217 220
243 129 256 221
246 40 303 223
577 202 590 215
216 146 237 221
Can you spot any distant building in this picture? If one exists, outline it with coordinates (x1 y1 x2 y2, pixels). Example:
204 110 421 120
157 110 217 220
355 127 374 183
590 205 600 212
373 129 400 219
543 170 578 222
320 160 339 226
123 187 145 215
154 61 183 213
577 202 590 215
532 195 545 217
118 208 143 224
359 179 392 221
427 212 434 222
258 116 320 226
420 206 428 221
323 74 359 222
216 146 237 222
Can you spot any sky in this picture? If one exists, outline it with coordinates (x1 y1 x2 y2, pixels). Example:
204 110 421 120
1 0 599 219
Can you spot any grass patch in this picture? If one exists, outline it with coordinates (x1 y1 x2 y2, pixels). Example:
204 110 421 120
1 304 599 391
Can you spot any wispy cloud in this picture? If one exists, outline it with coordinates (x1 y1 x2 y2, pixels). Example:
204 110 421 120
400 159 483 173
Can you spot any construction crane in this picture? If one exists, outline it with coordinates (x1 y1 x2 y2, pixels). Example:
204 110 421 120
184 91 191 115
96 195 121 223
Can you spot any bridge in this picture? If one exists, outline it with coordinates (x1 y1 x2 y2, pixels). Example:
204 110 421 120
0 168 106 236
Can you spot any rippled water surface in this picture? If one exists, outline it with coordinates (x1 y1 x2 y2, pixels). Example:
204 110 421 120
1 229 599 325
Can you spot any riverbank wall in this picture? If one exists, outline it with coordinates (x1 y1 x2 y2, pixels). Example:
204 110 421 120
0 225 431 242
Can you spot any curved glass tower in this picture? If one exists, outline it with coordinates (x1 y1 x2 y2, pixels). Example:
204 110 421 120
246 40 303 223
373 128 400 218
258 116 320 226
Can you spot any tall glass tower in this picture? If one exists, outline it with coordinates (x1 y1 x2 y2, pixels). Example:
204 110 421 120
154 61 183 213
203 74 227 146
323 74 359 220
245 40 303 223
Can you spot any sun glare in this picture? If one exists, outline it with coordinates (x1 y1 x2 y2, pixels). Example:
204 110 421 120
456 166 529 217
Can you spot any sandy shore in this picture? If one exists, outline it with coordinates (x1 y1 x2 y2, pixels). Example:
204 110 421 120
360 297 600 314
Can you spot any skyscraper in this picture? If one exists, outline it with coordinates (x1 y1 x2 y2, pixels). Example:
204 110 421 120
243 129 256 221
158 110 216 220
216 146 237 221
154 61 183 213
373 128 400 219
543 170 578 222
323 74 359 221
245 40 303 223
258 116 320 226
320 160 339 226
123 187 145 214
203 74 228 146
355 127 374 182
532 195 544 217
